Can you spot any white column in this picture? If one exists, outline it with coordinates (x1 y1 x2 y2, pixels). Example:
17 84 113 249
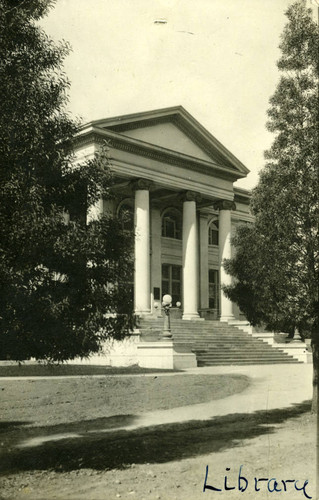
150 204 162 315
182 191 201 320
199 213 209 310
218 200 235 321
133 179 152 315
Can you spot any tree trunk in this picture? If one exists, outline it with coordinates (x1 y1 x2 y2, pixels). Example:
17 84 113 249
314 340 319 500
312 341 319 413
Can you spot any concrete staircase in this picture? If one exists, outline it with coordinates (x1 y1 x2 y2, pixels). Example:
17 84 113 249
138 318 301 366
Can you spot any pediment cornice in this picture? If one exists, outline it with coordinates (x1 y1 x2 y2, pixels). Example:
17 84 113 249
75 126 246 182
85 106 249 176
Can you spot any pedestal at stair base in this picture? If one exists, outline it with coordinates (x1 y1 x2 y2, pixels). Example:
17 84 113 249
137 342 197 369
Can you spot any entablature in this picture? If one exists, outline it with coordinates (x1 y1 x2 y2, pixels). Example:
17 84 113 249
75 126 247 184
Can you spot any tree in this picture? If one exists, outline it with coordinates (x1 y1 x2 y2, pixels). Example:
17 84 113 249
223 1 319 407
0 0 134 362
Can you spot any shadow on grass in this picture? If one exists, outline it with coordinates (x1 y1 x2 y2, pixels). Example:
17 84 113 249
0 415 138 453
0 401 311 474
0 421 30 432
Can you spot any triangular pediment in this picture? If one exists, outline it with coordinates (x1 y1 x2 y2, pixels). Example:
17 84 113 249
87 107 249 176
113 121 215 162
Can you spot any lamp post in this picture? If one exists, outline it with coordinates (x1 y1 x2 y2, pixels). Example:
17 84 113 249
161 294 172 339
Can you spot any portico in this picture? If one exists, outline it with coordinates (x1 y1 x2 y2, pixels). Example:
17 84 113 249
75 106 253 324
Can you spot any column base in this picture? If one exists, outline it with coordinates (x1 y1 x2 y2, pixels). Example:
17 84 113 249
219 315 235 322
135 309 152 316
182 312 202 320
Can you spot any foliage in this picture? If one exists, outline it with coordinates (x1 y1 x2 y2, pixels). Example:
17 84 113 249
224 1 319 341
0 0 134 361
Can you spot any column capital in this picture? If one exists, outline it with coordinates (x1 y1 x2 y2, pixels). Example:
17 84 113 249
131 178 153 191
214 199 236 211
180 190 202 203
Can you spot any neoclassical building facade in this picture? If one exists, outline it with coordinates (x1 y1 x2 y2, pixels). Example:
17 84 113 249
75 106 253 323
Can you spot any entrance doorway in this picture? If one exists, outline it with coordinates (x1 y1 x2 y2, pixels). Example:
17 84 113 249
161 264 182 307
208 269 219 318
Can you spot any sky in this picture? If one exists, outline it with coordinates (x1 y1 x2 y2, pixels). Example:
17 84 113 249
41 0 317 190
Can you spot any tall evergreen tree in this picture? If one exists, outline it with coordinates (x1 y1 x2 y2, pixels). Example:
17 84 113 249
224 1 319 406
0 0 134 362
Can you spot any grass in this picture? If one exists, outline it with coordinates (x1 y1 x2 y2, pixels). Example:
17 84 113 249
0 363 177 377
0 373 251 427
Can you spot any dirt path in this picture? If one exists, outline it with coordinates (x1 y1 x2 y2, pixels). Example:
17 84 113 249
1 409 315 500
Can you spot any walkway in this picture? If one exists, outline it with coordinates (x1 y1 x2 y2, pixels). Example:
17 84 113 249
120 363 313 431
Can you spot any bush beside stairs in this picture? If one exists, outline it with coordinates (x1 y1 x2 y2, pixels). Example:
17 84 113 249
138 318 301 366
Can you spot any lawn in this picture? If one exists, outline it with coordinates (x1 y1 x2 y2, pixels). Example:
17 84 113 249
0 372 250 427
0 363 176 378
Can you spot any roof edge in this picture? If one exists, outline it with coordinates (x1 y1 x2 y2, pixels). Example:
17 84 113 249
79 106 249 176
75 126 247 182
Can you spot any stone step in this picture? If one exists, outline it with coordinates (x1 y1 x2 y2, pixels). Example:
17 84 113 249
174 341 276 347
195 353 295 360
197 360 300 366
174 337 263 341
193 352 288 356
142 329 252 335
176 341 276 347
138 318 301 366
192 349 294 356
139 322 242 329
198 358 296 363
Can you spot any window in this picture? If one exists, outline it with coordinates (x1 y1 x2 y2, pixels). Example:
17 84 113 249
118 201 134 231
208 269 219 311
162 264 182 306
208 219 219 246
162 209 182 239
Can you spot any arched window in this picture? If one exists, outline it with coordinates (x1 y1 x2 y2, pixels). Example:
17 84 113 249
161 208 182 239
208 219 219 246
117 200 134 231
